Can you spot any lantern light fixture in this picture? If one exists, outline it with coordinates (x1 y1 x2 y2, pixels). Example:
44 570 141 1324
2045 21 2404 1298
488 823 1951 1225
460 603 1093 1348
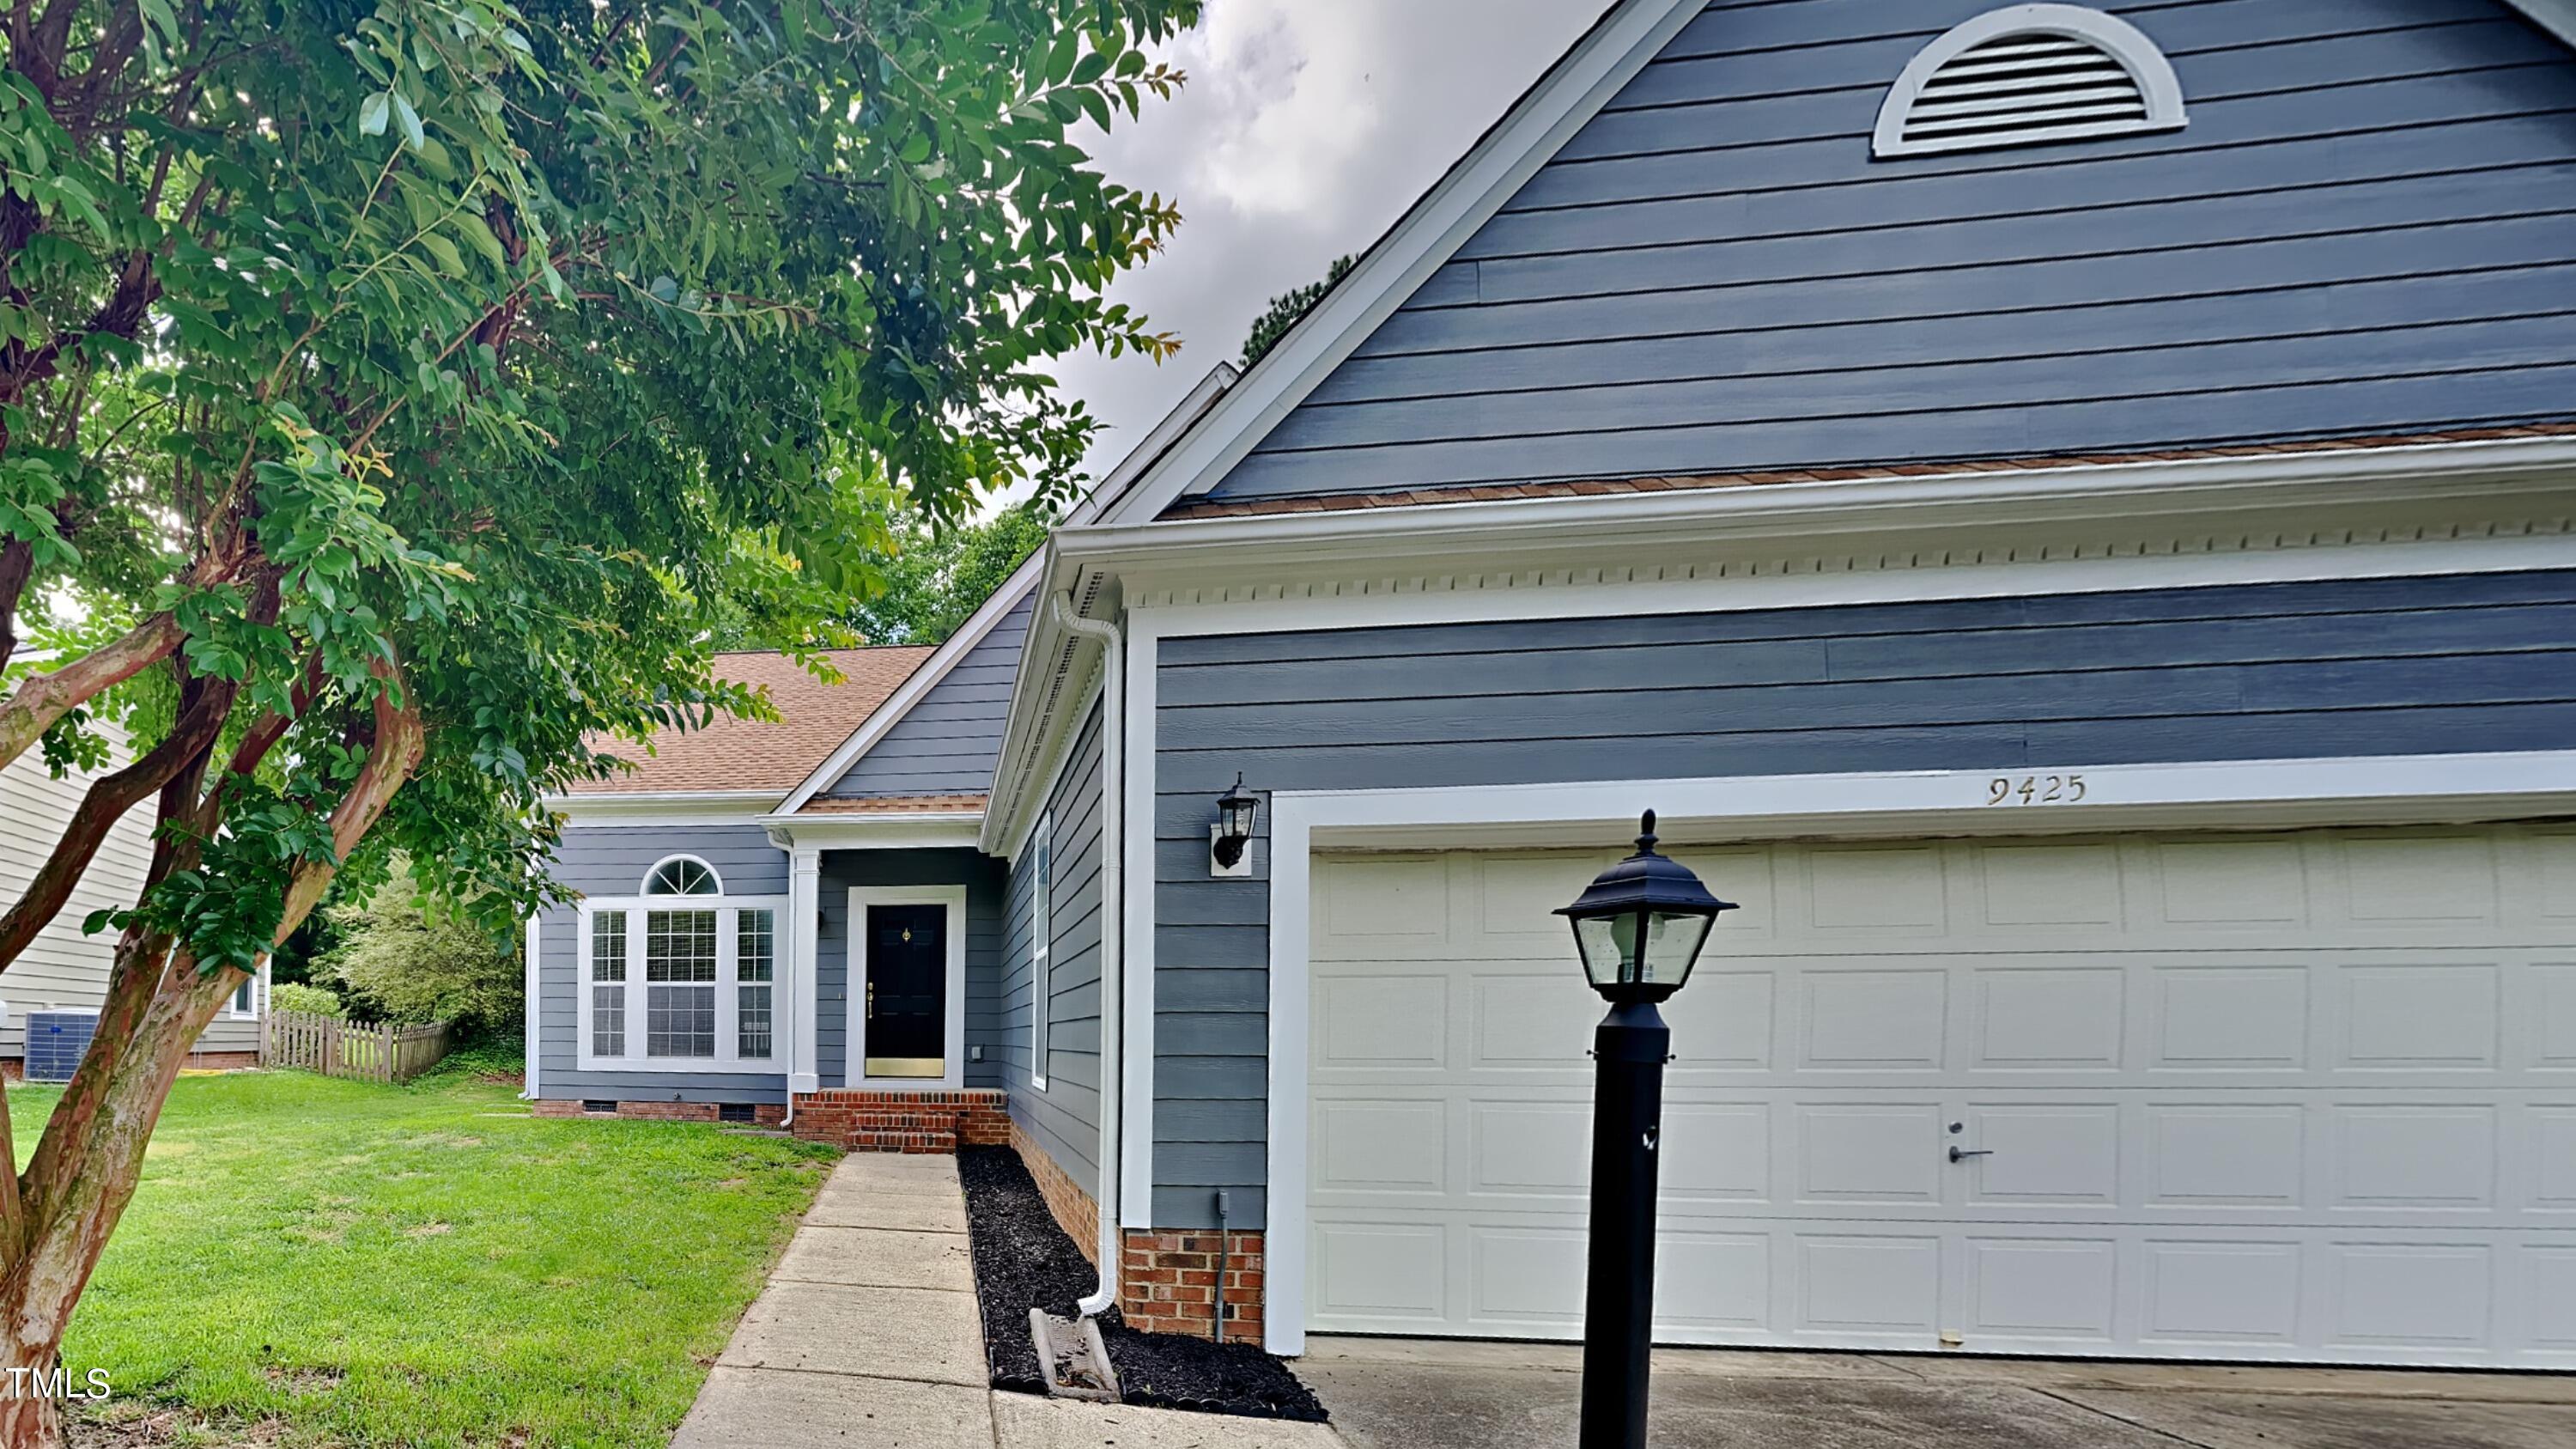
1210 773 1259 876
1554 810 1735 1001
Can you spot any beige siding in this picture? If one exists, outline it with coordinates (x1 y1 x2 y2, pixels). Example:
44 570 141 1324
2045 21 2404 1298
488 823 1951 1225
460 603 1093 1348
0 728 260 1057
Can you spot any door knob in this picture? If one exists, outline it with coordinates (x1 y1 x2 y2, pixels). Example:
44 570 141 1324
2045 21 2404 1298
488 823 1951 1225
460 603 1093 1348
1948 1146 1993 1163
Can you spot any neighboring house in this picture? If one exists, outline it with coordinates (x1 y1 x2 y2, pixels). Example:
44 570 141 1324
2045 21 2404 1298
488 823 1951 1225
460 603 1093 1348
535 0 2576 1370
0 721 267 1074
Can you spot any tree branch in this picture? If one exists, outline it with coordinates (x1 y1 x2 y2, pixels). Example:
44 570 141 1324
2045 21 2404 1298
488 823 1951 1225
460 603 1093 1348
0 539 33 677
0 673 239 973
0 612 184 779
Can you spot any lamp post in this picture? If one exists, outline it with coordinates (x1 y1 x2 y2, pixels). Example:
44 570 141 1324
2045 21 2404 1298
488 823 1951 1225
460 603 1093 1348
1556 810 1735 1449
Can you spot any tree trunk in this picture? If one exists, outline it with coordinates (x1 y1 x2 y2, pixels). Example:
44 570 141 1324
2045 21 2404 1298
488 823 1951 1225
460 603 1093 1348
0 1342 65 1449
0 947 240 1449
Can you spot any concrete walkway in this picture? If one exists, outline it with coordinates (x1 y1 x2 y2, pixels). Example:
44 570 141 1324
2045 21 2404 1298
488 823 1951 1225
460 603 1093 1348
672 1153 1346 1449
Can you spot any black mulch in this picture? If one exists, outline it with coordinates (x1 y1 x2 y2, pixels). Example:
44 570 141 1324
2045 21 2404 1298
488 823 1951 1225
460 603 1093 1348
957 1146 1328 1422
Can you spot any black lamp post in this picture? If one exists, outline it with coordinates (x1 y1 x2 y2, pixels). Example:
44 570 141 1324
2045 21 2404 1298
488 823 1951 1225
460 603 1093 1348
1556 810 1735 1449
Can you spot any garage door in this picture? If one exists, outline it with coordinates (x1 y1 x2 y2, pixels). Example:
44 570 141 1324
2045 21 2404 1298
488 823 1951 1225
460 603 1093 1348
1304 827 2576 1367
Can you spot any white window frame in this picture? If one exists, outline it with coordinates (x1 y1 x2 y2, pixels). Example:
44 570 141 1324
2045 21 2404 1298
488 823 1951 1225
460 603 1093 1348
224 962 266 1020
576 893 789 1073
1029 813 1054 1091
847 885 969 1092
641 853 725 897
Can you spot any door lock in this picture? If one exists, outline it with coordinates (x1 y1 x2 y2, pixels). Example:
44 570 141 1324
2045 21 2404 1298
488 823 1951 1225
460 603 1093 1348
1948 1146 1993 1163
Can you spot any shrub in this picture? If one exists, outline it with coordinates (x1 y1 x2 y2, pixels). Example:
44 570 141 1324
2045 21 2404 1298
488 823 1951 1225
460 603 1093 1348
319 861 522 1034
269 983 345 1019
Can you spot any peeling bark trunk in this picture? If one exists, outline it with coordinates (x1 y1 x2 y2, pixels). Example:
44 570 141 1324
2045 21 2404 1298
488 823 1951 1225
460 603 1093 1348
0 937 237 1449
0 613 184 779
0 655 422 1448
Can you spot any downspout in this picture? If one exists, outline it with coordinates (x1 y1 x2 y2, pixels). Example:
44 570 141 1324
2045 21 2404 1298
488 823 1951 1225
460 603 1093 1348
520 914 539 1099
1049 592 1126 1319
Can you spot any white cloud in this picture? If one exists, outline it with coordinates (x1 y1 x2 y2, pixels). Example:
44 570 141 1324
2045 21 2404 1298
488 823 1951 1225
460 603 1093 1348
1171 0 1391 218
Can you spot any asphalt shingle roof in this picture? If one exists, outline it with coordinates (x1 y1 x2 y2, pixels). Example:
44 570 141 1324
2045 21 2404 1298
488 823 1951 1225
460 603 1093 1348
566 646 936 797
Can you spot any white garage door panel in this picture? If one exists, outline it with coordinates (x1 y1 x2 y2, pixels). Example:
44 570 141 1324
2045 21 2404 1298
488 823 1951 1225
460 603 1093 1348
1305 829 2576 1367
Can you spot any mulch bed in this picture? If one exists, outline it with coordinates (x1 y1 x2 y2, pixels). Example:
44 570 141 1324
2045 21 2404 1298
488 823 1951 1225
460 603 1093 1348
957 1146 1327 1422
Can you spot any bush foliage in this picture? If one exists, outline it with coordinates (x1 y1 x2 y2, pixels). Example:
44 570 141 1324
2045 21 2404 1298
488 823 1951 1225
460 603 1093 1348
319 862 519 1033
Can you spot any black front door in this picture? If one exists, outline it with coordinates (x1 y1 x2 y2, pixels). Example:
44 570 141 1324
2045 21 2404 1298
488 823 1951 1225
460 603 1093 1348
865 904 945 1077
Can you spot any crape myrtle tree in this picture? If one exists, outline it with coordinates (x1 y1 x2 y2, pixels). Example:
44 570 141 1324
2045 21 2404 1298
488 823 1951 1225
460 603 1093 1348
0 1 1196 1440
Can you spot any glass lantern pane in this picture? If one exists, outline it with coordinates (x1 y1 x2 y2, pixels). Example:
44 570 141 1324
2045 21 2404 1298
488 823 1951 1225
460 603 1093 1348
1643 910 1716 986
1571 916 1618 987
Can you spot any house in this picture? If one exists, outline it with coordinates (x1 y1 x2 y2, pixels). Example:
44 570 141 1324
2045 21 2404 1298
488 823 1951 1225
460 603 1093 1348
532 0 2576 1369
0 716 266 1075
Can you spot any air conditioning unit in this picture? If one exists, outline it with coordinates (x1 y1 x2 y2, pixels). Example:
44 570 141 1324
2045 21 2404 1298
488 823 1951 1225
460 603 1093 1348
24 1008 100 1083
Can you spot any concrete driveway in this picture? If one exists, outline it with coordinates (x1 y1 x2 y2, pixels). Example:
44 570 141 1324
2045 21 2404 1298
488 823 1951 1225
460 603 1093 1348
1299 1336 2576 1449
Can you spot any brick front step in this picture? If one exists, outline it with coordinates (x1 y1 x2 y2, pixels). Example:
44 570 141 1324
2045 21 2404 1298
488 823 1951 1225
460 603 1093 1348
790 1087 1007 1154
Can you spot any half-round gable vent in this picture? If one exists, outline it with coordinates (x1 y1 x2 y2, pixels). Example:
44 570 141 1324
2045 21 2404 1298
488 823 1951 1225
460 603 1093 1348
1874 4 2185 159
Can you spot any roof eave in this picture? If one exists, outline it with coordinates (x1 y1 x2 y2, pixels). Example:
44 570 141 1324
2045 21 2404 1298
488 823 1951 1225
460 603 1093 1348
775 553 1047 817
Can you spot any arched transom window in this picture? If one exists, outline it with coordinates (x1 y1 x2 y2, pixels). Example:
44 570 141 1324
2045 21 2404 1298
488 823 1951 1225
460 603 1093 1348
1874 5 2186 159
643 855 722 897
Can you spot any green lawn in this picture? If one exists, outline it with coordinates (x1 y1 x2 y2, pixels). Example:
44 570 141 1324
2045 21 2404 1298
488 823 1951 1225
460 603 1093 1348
7 1067 835 1447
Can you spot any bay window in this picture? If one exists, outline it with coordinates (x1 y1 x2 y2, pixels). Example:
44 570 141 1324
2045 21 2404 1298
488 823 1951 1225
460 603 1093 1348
578 856 787 1072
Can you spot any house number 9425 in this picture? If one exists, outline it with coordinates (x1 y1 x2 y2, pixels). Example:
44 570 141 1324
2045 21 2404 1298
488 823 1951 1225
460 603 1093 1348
1986 773 2087 807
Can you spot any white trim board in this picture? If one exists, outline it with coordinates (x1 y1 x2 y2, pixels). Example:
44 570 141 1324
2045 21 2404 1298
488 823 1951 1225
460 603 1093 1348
845 884 970 1092
548 797 777 827
1072 437 2576 571
1259 748 2576 1355
1117 621 1159 1228
2506 0 2576 52
778 553 1044 816
760 813 984 852
1129 531 2576 641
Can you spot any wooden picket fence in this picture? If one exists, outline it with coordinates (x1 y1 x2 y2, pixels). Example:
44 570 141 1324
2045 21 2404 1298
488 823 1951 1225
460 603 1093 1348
262 1008 455 1085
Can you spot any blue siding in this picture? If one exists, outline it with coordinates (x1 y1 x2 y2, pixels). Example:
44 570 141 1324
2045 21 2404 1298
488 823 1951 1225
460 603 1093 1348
825 594 1034 800
813 848 1007 1088
999 692 1109 1199
1148 569 2576 1227
534 824 789 1105
1199 0 2576 503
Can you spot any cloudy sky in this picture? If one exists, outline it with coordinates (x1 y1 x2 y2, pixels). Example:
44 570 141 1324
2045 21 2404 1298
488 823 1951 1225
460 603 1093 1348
1040 0 1610 493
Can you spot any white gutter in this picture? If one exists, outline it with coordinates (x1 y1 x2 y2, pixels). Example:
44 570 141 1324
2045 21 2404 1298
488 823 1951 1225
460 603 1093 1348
1048 592 1127 1320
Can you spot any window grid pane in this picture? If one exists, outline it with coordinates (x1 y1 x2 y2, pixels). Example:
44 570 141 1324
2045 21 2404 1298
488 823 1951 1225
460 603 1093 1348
647 985 715 1057
592 984 625 1056
738 984 773 1059
646 910 718 983
647 858 719 896
738 910 774 983
591 910 628 981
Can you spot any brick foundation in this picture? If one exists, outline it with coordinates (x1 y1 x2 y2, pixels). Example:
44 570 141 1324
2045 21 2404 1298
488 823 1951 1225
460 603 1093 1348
185 1050 261 1071
1120 1228 1265 1342
528 1099 787 1126
1012 1120 1100 1265
788 1088 1008 1153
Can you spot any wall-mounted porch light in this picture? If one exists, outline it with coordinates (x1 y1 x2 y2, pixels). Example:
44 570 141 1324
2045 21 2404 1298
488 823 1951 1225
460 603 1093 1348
1209 773 1258 877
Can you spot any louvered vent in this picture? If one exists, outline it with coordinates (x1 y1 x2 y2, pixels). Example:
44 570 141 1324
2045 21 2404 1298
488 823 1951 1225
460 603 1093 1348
1874 6 2185 160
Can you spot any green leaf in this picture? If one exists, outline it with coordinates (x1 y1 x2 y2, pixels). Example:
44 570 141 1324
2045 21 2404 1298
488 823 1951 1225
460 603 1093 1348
453 213 507 268
419 232 465 277
392 91 426 152
359 91 392 137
